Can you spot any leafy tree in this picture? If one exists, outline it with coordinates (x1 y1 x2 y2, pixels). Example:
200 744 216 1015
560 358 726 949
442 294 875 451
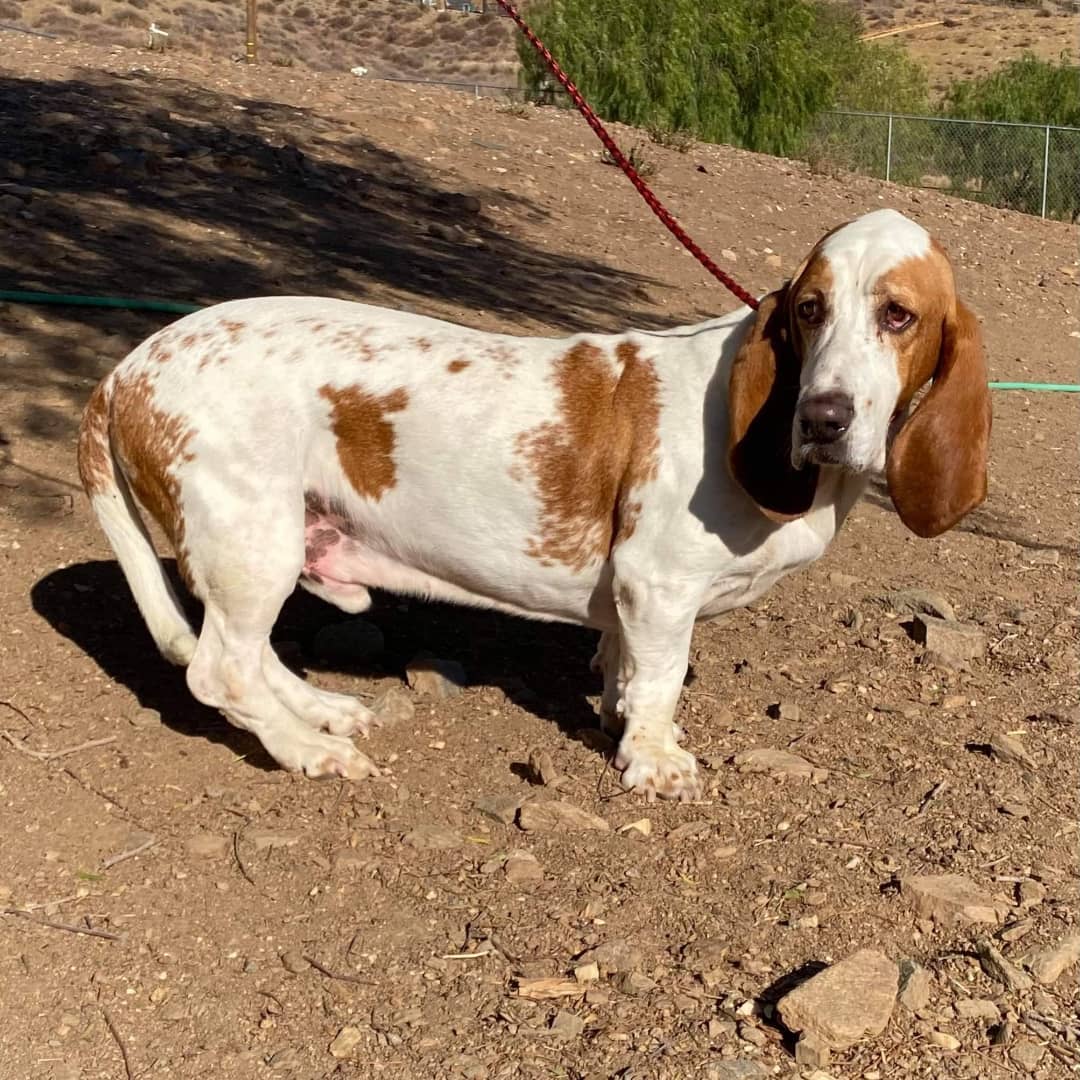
943 52 1080 127
518 0 928 155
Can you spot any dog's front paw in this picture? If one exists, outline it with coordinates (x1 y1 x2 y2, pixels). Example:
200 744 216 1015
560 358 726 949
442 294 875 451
615 738 701 802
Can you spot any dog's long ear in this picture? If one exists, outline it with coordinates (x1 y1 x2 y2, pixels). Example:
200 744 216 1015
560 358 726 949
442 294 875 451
887 300 991 537
728 289 818 520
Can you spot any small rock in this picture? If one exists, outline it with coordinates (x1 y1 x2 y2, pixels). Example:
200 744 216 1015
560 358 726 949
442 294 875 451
578 939 644 975
901 874 1009 925
776 948 897 1050
884 589 956 621
328 1025 364 1058
912 614 986 665
765 253 783 269
573 961 599 983
794 1034 831 1068
828 571 861 589
1000 919 1035 943
897 959 931 1012
280 951 309 974
475 791 531 826
1017 879 1046 910
721 248 738 262
1023 932 1080 985
766 700 800 721
708 1017 734 1041
1009 1040 1046 1073
989 731 1036 770
185 833 229 859
526 747 559 786
504 851 543 883
737 1021 767 1047
928 1030 961 1050
402 825 461 850
666 820 711 842
617 818 652 838
731 747 828 783
955 998 1000 1022
704 1063 767 1080
248 829 302 852
310 619 384 665
975 937 1033 993
371 686 414 728
518 801 609 832
548 1009 584 1040
1025 549 1059 567
614 970 656 995
405 655 467 699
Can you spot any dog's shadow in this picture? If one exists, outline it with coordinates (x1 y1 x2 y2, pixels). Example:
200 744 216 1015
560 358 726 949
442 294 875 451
31 560 603 769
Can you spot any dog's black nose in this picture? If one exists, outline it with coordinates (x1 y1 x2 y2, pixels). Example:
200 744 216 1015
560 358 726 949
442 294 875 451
798 392 855 444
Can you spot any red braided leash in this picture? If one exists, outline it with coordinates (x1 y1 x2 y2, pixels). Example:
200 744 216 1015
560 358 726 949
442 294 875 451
494 0 760 311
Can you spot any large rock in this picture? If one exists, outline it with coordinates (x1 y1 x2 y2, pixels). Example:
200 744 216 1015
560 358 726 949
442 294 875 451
405 655 467 699
777 948 897 1050
912 614 986 667
517 800 609 833
1024 932 1080 986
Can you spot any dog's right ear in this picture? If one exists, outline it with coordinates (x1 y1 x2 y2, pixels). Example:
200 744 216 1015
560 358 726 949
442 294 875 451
728 289 818 521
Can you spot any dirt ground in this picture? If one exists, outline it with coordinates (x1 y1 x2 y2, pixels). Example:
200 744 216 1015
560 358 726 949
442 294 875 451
0 36 1078 1080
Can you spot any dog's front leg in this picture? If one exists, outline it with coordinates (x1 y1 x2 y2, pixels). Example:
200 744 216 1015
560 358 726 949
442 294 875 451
610 578 701 801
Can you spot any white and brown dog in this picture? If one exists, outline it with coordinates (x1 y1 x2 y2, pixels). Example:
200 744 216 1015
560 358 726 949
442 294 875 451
77 209 991 800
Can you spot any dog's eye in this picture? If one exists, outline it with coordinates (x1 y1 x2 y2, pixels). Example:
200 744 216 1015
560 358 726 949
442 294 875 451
884 302 914 332
797 298 823 325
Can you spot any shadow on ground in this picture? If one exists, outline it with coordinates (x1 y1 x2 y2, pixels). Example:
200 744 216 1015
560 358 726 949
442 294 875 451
32 560 605 770
0 66 661 457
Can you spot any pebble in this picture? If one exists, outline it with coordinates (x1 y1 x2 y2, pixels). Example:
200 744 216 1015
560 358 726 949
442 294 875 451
578 938 644 975
928 1030 960 1050
548 1009 584 1040
883 588 956 621
794 1034 831 1067
897 959 931 1012
504 850 543 883
248 829 302 852
975 937 1033 993
666 820 711 842
776 948 897 1050
1009 1040 1046 1072
1024 931 1080 985
280 951 309 974
617 818 652 838
900 874 1009 925
371 686 414 728
574 961 599 983
766 700 800 721
401 825 461 850
1017 879 1046 910
731 747 828 783
989 731 1037 770
1000 918 1034 943
405 655 467 699
614 970 656 995
704 1064 767 1080
955 998 1000 1022
185 833 230 859
737 1021 767 1047
912 613 986 666
517 800 609 832
526 747 559 786
310 618 384 665
328 1025 364 1058
475 791 531 825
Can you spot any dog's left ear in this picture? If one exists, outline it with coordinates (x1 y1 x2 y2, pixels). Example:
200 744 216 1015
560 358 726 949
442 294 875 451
887 300 991 537
728 288 819 521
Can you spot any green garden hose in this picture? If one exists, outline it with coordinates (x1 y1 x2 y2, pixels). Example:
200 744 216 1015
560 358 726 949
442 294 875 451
1 289 1077 392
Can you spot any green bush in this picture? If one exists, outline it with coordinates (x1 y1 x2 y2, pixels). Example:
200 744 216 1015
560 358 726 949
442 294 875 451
943 52 1079 127
517 0 928 156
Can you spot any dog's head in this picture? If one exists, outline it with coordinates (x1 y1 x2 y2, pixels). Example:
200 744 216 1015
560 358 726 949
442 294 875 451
728 209 992 537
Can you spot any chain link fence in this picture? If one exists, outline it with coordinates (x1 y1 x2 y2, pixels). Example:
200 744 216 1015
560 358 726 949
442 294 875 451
810 110 1080 221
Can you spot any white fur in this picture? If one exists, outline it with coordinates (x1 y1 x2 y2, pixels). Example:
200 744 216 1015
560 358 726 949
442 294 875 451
84 210 939 799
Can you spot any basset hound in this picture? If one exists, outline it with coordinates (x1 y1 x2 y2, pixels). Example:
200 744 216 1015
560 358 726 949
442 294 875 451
77 209 991 800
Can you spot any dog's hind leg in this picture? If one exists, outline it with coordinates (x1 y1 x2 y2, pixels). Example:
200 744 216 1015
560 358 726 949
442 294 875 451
182 497 378 779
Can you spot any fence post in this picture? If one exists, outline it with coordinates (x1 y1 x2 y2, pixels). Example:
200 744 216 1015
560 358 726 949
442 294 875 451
1041 125 1050 218
885 114 894 182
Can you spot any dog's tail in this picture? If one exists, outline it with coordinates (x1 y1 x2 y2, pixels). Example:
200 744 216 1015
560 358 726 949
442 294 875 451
77 375 197 666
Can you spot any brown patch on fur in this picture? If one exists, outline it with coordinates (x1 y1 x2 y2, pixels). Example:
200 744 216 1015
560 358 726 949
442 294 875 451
110 372 197 585
76 377 113 496
447 359 470 374
148 337 174 364
218 319 246 343
414 338 433 353
319 384 409 501
515 342 661 571
180 333 198 350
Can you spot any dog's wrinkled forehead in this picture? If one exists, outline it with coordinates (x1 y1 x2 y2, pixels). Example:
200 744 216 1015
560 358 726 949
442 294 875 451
813 209 932 295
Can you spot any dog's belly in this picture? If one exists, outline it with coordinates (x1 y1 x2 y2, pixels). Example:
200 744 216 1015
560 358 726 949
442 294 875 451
301 509 607 626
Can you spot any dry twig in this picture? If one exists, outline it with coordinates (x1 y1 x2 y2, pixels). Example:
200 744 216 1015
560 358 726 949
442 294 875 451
101 1007 134 1080
2 907 121 941
303 954 373 985
1 730 117 761
102 836 158 870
